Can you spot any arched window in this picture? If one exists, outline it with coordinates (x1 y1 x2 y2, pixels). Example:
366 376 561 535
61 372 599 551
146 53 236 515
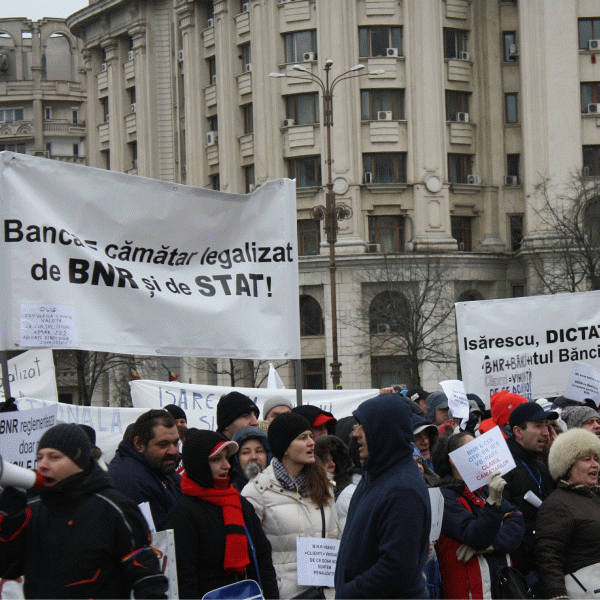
300 295 323 336
369 291 410 334
43 33 73 81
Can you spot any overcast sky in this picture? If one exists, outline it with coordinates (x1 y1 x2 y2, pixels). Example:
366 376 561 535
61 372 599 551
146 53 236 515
0 1 89 21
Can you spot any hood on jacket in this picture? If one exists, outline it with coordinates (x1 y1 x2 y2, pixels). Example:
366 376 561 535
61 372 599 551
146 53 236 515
353 393 414 479
232 426 272 467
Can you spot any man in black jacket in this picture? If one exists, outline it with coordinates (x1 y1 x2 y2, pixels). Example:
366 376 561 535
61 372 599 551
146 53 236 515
503 402 558 581
0 423 168 599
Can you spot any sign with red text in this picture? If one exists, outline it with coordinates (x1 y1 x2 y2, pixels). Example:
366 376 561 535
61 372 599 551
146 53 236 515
0 152 300 359
449 426 515 491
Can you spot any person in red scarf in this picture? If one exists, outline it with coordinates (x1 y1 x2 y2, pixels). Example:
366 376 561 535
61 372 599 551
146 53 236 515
165 429 279 599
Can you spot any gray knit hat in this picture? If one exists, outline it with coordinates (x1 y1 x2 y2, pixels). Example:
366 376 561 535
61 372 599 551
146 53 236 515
263 396 294 420
561 405 600 430
548 428 600 480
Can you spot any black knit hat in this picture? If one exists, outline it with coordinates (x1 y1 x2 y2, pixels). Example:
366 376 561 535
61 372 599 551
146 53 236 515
292 405 337 434
182 428 238 487
216 392 259 432
267 412 312 461
38 423 93 471
164 404 187 422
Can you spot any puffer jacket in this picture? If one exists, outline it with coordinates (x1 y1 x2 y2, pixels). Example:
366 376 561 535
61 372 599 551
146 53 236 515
242 464 340 598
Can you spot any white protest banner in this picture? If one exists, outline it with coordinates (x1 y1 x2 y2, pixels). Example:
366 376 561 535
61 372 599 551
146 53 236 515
0 349 58 402
564 362 600 405
0 406 58 469
449 426 516 491
15 398 147 463
130 379 379 429
428 487 444 542
297 538 340 588
0 152 300 359
456 290 600 405
440 380 469 425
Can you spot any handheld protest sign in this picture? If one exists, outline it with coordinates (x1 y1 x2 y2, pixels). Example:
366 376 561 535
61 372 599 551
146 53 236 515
564 362 600 406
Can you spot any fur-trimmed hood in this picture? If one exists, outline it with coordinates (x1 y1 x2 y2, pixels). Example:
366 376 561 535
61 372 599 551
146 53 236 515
548 427 600 480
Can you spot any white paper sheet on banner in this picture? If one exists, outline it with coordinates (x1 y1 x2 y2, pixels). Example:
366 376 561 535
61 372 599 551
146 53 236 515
0 349 58 402
449 426 516 491
297 538 340 587
0 152 300 360
564 362 600 405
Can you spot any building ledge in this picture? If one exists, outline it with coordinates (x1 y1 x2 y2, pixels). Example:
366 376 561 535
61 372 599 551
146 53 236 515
295 186 320 198
364 183 408 194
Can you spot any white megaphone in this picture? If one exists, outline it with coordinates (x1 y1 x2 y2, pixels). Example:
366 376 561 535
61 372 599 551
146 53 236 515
0 456 45 490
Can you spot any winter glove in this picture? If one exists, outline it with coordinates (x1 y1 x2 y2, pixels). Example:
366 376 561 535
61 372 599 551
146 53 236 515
486 471 506 507
0 486 27 515
456 544 476 563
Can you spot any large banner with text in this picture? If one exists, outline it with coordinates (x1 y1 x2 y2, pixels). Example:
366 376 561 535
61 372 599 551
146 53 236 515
0 152 300 359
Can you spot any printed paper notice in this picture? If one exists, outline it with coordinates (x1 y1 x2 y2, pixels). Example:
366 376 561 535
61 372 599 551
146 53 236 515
297 537 340 588
428 487 444 542
20 304 77 348
449 426 516 491
564 362 600 405
440 379 469 425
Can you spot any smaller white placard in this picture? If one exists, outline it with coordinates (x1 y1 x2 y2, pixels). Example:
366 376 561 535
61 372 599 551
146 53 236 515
449 426 516 491
564 362 600 405
440 379 469 426
297 537 340 588
138 502 157 533
20 304 77 348
428 487 444 542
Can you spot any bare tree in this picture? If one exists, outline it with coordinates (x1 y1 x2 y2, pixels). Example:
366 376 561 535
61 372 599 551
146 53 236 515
348 252 458 388
523 170 600 293
184 358 292 388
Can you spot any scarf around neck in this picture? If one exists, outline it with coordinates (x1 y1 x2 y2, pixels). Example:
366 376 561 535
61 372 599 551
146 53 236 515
272 457 309 494
181 473 250 574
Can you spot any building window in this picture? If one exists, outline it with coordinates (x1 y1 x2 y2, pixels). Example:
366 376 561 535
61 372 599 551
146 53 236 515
302 358 326 389
284 30 317 63
0 143 26 153
240 43 251 71
300 295 324 336
583 145 600 176
445 91 470 121
585 197 600 247
503 32 517 62
451 216 473 251
512 284 525 298
0 108 24 123
72 108 79 124
371 356 410 389
73 143 80 157
285 93 319 125
207 115 218 132
207 57 216 83
368 216 404 253
361 89 404 120
242 104 253 134
244 164 254 192
45 142 52 156
579 18 600 50
359 26 402 57
44 106 52 120
209 173 220 190
507 153 520 182
369 291 410 335
448 153 473 184
509 214 524 251
581 82 600 112
505 93 518 123
100 98 109 122
288 156 321 187
298 219 321 255
101 149 110 170
444 28 468 58
363 153 407 184
128 141 137 170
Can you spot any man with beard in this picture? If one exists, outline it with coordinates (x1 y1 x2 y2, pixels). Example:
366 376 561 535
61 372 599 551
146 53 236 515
109 409 182 531
230 426 271 491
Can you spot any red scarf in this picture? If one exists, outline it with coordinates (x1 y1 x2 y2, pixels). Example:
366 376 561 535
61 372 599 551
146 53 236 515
181 473 250 574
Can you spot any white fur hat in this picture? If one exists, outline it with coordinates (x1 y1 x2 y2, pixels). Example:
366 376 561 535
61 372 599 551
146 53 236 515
548 428 600 481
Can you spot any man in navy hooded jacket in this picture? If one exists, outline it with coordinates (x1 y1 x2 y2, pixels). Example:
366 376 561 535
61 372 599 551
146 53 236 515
334 394 431 599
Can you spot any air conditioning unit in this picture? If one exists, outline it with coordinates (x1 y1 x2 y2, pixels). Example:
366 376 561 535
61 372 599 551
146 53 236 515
207 17 214 28
207 131 218 146
367 243 381 253
178 50 184 62
128 50 134 61
131 103 136 113
101 62 107 72
456 112 470 122
244 63 252 73
509 43 519 57
211 74 217 85
589 39 600 51
458 51 471 60
386 47 399 57
377 111 392 121
248 184 255 192
364 172 373 184
303 52 317 61
504 175 518 186
282 118 295 128
588 103 600 113
376 323 391 333
467 174 482 185
242 2 249 12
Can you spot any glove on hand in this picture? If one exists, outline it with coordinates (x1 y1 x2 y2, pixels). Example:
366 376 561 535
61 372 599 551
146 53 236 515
456 544 477 563
0 486 27 515
486 471 506 506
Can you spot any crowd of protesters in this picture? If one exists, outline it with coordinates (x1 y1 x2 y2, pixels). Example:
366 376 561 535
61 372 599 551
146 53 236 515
1 386 600 599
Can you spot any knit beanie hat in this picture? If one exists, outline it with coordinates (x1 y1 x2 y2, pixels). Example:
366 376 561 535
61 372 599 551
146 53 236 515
38 423 93 471
164 403 187 422
490 390 528 427
292 405 337 433
268 412 312 461
263 396 294 420
562 405 600 430
548 427 600 480
217 392 260 432
182 428 238 487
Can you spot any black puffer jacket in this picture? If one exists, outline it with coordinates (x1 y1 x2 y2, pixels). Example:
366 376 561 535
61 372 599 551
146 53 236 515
0 465 168 599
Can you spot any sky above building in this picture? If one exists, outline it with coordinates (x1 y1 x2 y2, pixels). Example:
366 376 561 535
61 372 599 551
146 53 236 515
0 1 89 21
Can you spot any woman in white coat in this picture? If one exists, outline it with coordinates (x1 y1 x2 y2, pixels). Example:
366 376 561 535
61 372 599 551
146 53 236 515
242 412 340 599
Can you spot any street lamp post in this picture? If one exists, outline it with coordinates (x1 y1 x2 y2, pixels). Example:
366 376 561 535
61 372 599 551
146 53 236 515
270 61 384 388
